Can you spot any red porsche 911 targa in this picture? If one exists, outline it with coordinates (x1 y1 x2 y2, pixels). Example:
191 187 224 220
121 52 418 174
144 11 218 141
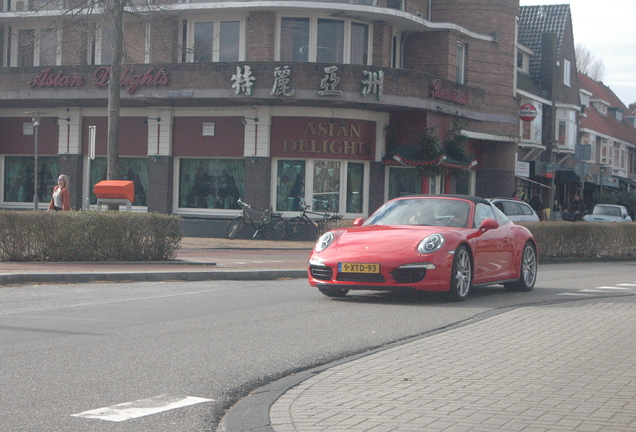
308 195 538 301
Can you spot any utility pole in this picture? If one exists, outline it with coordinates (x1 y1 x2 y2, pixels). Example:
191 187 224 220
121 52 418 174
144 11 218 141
25 111 47 210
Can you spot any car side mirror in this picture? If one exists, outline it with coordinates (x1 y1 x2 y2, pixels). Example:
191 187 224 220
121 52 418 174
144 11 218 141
479 218 499 231
353 217 365 227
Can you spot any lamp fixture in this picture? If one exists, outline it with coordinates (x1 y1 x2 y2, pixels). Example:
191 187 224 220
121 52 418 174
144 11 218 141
144 117 161 125
151 153 161 162
52 117 71 125
62 152 70 161
242 117 259 125
249 154 259 164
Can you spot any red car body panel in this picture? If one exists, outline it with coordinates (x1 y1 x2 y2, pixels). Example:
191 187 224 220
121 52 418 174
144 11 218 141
307 196 536 294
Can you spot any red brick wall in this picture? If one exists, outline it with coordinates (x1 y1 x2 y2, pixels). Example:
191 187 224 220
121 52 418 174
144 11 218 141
149 16 180 64
372 21 392 68
172 117 245 158
247 11 276 62
81 117 148 156
0 117 59 155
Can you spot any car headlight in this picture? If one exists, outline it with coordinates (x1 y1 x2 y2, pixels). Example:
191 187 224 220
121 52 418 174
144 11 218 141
315 232 334 252
418 233 445 254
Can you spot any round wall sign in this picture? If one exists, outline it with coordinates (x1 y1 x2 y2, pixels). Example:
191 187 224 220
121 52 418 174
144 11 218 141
519 103 537 122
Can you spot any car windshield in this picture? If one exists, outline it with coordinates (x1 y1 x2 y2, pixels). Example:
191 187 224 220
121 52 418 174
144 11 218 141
364 198 472 228
593 206 621 217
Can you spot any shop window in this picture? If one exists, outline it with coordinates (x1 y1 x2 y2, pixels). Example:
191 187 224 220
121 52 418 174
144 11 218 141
187 19 243 63
276 159 366 215
3 156 59 205
555 108 576 149
17 29 35 67
349 22 368 65
313 160 340 212
89 157 149 206
519 102 542 145
276 160 306 212
177 158 244 209
278 16 370 65
387 167 421 200
90 23 113 65
39 29 58 66
317 19 344 63
280 18 310 62
346 162 364 213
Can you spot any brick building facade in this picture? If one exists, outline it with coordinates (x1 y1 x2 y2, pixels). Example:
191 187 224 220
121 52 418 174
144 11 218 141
0 0 524 234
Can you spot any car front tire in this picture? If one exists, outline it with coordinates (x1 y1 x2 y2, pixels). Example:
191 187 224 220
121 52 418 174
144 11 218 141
505 242 537 292
448 245 472 301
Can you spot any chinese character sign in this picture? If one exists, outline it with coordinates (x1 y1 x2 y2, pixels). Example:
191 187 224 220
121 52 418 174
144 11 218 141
361 70 384 101
271 66 295 97
318 66 343 96
231 66 255 96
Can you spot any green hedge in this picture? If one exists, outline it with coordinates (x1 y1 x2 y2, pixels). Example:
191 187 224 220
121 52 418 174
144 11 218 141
517 221 636 260
0 211 182 262
326 219 636 260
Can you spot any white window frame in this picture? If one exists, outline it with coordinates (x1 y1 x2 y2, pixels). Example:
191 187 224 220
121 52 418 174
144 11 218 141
582 133 596 163
600 139 611 165
391 29 402 69
555 106 578 150
563 59 571 87
275 15 372 65
184 16 246 63
456 42 466 84
273 158 370 219
7 25 60 67
519 100 542 145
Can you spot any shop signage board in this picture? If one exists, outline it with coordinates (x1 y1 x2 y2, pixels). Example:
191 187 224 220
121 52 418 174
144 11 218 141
519 103 537 122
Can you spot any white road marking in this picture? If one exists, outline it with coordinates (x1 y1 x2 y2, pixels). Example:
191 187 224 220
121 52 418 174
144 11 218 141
71 394 213 422
579 289 617 293
616 283 636 287
557 293 595 296
593 286 632 290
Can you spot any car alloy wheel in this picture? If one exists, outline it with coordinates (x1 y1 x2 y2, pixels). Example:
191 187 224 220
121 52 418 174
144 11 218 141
505 242 537 292
448 245 472 301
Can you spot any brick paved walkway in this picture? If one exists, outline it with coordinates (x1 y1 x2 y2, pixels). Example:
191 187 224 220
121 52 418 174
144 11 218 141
270 297 636 432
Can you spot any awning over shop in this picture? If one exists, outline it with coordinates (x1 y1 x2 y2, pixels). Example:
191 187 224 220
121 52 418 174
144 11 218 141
619 177 636 188
382 145 476 169
516 176 551 189
555 170 580 184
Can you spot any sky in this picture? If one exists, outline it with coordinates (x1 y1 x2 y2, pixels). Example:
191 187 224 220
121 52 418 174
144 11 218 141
519 0 636 108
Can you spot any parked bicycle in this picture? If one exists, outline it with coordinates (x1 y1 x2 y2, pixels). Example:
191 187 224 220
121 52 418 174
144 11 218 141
226 198 286 240
285 199 342 241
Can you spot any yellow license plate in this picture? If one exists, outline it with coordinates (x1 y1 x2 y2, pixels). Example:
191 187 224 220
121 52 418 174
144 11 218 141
338 263 380 273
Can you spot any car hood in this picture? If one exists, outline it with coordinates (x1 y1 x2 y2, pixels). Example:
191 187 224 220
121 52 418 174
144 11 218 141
332 225 454 253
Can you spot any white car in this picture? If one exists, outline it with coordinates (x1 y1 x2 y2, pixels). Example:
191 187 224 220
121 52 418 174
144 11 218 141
488 198 540 223
583 204 632 222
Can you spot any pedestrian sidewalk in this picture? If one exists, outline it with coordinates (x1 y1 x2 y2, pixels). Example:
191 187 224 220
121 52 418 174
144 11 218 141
221 296 636 432
0 237 315 285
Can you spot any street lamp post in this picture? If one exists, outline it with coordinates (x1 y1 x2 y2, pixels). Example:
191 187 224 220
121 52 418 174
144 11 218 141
32 115 40 211
599 165 607 203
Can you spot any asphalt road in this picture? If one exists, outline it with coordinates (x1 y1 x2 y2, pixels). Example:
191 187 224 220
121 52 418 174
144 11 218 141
1 261 635 432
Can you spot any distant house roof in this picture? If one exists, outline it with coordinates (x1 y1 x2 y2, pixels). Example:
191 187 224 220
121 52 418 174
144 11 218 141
579 72 636 144
519 4 572 80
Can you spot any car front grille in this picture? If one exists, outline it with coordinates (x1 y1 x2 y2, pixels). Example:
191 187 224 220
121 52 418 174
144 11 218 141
310 265 333 281
336 273 386 283
392 268 426 284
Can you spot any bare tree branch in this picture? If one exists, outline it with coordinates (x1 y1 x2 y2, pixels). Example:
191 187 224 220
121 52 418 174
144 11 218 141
575 43 607 82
